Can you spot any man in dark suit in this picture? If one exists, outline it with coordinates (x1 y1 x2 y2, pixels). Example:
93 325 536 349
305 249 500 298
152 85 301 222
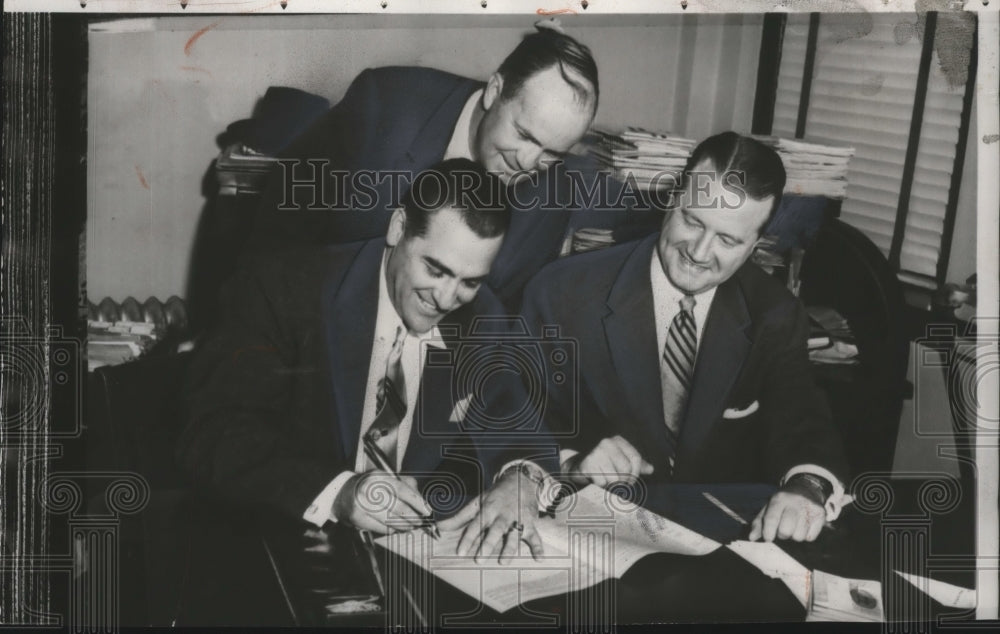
521 133 850 543
246 25 658 311
180 160 556 563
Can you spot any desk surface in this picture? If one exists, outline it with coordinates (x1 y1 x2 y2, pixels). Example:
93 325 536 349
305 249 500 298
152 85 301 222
173 478 976 627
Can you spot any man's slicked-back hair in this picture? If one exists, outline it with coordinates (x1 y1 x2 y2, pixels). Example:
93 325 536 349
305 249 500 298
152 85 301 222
683 131 787 226
400 158 510 240
496 27 599 112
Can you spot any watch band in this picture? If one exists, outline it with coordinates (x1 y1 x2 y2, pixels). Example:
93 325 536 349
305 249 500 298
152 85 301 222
785 473 833 505
499 461 546 487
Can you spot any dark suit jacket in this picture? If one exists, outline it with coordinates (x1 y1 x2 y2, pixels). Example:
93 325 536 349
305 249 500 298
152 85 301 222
520 234 849 486
246 66 660 311
178 238 557 521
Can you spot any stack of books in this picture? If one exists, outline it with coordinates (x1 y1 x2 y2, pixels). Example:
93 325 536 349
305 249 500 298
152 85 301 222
87 320 160 371
753 137 854 199
590 128 696 191
216 143 279 196
806 305 858 363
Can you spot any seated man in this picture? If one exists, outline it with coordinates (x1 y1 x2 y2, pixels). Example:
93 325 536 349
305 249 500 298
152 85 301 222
179 159 555 562
246 24 659 311
521 132 850 543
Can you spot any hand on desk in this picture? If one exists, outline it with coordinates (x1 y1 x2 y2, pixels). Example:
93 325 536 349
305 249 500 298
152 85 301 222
562 435 655 488
437 469 544 565
748 490 827 543
332 471 432 534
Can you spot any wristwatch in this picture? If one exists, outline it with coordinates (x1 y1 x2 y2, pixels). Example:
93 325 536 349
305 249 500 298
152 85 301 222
498 461 546 488
784 473 833 506
497 461 561 511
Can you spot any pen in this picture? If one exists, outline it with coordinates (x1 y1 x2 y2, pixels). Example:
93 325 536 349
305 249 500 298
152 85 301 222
702 491 749 526
363 435 440 540
359 529 386 596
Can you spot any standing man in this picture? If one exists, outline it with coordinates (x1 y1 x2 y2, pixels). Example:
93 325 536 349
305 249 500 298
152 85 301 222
521 132 850 543
180 160 555 563
246 24 657 311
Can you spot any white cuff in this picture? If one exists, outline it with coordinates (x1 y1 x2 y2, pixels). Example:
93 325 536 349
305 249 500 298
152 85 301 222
303 470 356 527
559 448 579 473
495 459 560 512
781 464 849 522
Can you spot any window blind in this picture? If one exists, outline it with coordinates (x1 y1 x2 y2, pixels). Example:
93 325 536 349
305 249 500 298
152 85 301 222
772 13 969 281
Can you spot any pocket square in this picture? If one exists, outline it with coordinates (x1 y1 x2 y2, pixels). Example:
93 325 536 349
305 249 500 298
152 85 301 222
723 400 760 419
449 394 474 423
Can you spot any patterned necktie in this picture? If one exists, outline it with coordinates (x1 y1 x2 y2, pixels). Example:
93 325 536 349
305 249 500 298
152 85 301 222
365 326 407 470
661 295 697 472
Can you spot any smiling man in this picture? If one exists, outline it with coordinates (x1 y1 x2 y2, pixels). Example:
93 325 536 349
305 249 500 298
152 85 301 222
244 24 656 312
180 159 555 562
521 132 850 544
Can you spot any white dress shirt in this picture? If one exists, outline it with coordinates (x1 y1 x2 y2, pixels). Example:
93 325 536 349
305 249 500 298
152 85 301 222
649 250 847 521
304 250 444 527
442 89 482 162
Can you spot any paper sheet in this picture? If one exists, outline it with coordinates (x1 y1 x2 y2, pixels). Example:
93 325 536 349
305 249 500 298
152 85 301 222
727 540 812 608
807 570 884 622
895 570 976 609
374 485 720 612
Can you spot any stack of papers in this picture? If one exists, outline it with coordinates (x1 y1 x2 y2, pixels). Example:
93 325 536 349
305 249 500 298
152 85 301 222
216 143 280 196
570 227 616 254
753 136 854 199
590 128 696 191
806 306 859 364
88 320 160 370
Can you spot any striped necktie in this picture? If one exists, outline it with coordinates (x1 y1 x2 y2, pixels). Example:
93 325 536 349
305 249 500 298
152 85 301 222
365 326 407 470
661 295 697 472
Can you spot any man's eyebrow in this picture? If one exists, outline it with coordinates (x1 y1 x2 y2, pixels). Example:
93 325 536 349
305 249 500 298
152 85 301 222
515 124 568 158
424 256 455 277
515 123 539 145
681 208 703 225
424 256 487 283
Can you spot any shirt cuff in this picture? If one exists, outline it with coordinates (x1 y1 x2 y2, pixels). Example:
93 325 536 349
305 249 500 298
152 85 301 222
303 470 356 527
781 464 850 522
559 448 579 473
494 459 560 511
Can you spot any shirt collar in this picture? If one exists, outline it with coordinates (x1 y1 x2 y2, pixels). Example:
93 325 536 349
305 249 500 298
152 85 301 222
443 89 483 162
649 246 717 332
378 248 446 348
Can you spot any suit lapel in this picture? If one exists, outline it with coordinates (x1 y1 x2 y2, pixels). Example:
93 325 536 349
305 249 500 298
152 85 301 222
323 240 383 465
395 79 484 171
602 236 674 464
676 273 753 469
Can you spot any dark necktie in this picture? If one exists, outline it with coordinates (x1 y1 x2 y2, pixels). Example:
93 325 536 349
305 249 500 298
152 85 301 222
365 326 407 470
661 295 697 472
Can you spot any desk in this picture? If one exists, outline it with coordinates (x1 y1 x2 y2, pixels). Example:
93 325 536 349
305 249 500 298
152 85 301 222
173 478 975 626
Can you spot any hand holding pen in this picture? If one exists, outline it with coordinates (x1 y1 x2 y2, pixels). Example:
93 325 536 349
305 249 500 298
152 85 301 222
357 435 440 539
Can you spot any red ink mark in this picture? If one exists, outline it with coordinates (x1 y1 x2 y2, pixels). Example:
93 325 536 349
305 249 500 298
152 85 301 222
180 65 213 78
233 344 277 362
134 165 149 190
184 21 221 56
536 7 577 15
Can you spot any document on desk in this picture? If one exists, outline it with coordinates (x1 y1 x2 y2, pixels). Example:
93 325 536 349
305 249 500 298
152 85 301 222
374 484 720 612
727 540 812 608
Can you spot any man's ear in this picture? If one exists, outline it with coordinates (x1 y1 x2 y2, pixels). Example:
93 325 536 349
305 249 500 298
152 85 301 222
482 72 504 111
386 208 406 247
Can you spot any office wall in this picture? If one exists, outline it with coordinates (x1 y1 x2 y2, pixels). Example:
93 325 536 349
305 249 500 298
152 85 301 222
86 13 762 302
